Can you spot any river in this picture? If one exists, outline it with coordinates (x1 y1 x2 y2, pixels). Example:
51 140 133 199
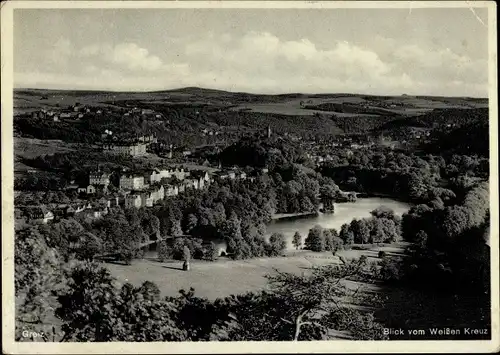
266 197 411 250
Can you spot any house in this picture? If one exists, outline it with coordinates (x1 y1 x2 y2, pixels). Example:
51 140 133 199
125 193 142 209
78 184 107 195
184 178 199 190
89 171 111 186
82 207 108 220
217 170 236 180
25 206 54 224
167 167 189 181
165 184 179 197
120 174 145 191
65 182 80 192
72 203 88 214
105 195 120 207
191 170 210 183
138 134 157 143
77 186 88 194
151 185 165 202
103 142 147 157
53 204 76 219
149 168 173 184
141 192 155 207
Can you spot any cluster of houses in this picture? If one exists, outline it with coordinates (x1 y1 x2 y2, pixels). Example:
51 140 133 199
29 103 104 122
18 165 261 225
100 134 158 157
18 201 111 225
123 107 163 120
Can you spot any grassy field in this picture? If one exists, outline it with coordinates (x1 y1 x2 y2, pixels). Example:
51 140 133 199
14 137 79 177
16 88 487 117
106 244 406 300
106 242 487 339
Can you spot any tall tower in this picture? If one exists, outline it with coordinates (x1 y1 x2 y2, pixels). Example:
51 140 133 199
267 125 272 139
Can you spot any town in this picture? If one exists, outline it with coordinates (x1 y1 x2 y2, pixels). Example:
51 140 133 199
9 3 493 348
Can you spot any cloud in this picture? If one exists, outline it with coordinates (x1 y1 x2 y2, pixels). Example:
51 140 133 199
15 32 488 96
80 42 167 72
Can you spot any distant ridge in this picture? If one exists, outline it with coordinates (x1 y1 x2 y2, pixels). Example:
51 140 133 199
13 86 488 100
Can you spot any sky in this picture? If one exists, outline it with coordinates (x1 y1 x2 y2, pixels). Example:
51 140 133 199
13 7 490 96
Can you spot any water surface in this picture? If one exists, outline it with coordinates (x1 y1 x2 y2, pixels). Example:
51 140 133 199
266 198 411 249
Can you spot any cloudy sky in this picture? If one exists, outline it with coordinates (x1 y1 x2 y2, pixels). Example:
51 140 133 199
14 7 489 96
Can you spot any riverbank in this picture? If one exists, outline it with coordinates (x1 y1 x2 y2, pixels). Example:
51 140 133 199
271 211 319 221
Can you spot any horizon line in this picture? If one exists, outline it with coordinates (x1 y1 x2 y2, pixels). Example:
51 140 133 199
13 86 489 100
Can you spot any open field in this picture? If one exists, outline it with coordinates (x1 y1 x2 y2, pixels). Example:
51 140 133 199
106 242 487 339
106 244 407 300
15 88 488 117
14 137 78 176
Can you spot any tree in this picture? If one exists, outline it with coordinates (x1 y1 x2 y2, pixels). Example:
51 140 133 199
320 184 338 212
331 236 344 255
292 231 302 250
414 230 428 249
370 206 395 220
204 242 219 261
15 228 66 341
305 225 325 252
267 233 287 257
339 224 355 246
56 262 188 341
323 229 334 251
158 239 171 262
170 219 183 236
223 258 387 340
185 214 198 234
74 232 102 260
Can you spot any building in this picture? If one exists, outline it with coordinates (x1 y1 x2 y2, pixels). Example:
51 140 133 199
82 207 109 220
137 134 157 143
120 174 145 191
78 184 108 195
53 204 76 219
125 193 142 209
25 206 54 224
151 185 165 202
90 171 111 186
191 170 211 183
184 178 199 190
103 143 147 157
165 184 179 197
149 168 173 184
141 192 155 207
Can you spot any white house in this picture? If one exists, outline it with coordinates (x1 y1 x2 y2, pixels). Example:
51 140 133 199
26 206 54 224
90 171 111 186
120 174 145 190
125 194 142 209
